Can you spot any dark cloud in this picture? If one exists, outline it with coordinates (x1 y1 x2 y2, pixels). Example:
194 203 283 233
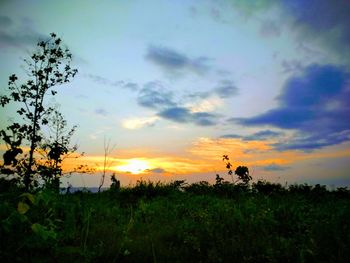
0 17 45 49
220 134 242 139
263 164 290 171
214 80 238 98
280 0 350 60
123 82 138 91
158 107 218 126
232 64 350 151
137 81 176 109
221 130 284 140
0 30 45 49
146 45 211 76
259 19 281 37
185 79 238 101
272 131 350 151
135 81 220 126
186 91 211 100
244 130 284 140
282 0 350 42
232 0 350 61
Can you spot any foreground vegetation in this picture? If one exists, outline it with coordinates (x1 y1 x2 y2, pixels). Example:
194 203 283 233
1 179 350 263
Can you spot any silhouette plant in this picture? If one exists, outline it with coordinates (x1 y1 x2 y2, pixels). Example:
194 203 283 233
110 173 120 191
38 109 78 191
0 33 78 190
98 137 116 193
222 155 251 185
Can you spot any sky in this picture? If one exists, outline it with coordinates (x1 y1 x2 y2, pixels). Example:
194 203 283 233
0 0 350 187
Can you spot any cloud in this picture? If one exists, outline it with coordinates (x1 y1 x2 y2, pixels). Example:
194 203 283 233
137 81 176 109
187 97 223 113
146 45 211 76
244 130 284 140
210 7 228 23
259 19 281 37
123 82 138 90
262 164 290 171
281 59 303 74
121 116 159 130
146 168 166 174
187 79 238 99
221 130 284 141
158 107 218 126
95 108 108 116
233 64 350 150
231 0 350 62
293 1 350 60
0 30 44 49
0 16 12 27
136 81 221 127
220 134 242 139
86 74 110 85
0 16 45 50
272 131 350 151
282 0 350 46
231 0 276 17
214 80 238 98
85 74 139 91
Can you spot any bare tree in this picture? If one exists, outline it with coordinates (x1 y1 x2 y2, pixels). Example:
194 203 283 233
98 137 116 192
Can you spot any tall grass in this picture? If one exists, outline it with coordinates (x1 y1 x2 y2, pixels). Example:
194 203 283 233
1 179 349 262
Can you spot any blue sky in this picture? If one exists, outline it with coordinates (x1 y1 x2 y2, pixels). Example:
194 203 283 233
0 0 349 187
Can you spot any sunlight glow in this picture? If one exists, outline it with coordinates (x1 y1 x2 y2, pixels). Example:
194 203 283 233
114 159 150 174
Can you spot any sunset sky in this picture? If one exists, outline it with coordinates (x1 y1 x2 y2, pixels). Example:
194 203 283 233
1 0 349 187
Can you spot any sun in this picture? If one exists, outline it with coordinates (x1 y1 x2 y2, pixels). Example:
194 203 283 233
114 159 150 174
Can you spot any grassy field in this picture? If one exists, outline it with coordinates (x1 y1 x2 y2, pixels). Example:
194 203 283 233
1 179 350 263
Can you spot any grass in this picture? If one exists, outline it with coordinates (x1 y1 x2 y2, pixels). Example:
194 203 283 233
1 179 350 262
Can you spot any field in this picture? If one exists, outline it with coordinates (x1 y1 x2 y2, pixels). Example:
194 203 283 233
1 179 350 263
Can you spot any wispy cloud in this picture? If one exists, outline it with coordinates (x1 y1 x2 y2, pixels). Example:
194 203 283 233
262 164 290 172
121 116 159 130
85 74 139 91
221 130 284 141
0 16 45 49
0 15 12 27
158 107 218 126
259 19 281 38
136 81 222 127
94 108 108 117
214 80 238 98
146 45 211 76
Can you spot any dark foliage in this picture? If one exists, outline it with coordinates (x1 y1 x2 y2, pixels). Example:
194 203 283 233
1 179 349 262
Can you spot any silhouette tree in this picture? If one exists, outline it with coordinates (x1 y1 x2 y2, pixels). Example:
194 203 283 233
0 33 78 190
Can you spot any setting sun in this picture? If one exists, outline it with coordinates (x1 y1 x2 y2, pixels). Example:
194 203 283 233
114 159 150 174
